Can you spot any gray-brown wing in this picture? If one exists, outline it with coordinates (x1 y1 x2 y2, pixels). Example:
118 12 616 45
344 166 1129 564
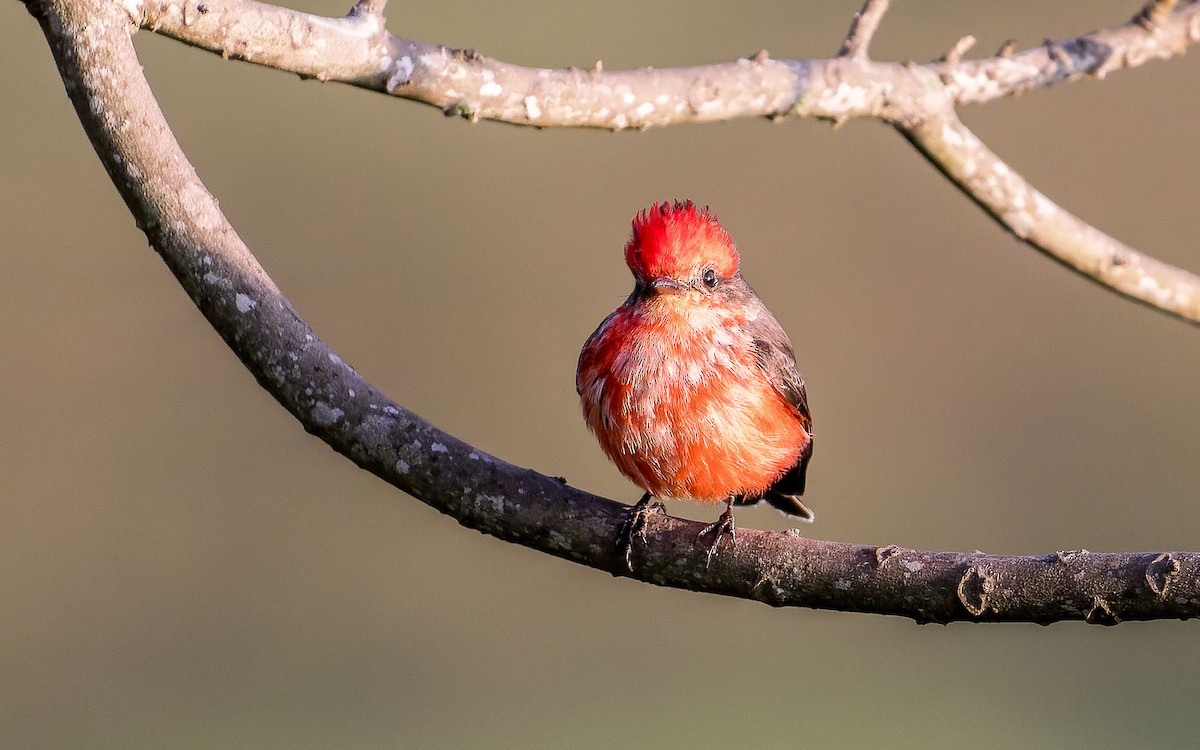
736 284 814 518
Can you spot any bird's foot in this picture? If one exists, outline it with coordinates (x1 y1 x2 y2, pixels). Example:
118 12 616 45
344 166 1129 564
696 507 736 567
616 492 665 572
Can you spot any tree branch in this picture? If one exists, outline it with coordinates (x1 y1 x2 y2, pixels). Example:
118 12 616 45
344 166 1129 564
837 0 890 60
129 0 1200 327
899 112 1200 322
1135 0 1182 30
22 0 1200 624
945 3 1200 105
133 0 1200 125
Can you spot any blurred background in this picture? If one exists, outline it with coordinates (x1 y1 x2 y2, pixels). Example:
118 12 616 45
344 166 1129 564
4 0 1200 747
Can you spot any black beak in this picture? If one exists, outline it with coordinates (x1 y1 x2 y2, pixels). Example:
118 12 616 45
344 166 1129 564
649 277 687 294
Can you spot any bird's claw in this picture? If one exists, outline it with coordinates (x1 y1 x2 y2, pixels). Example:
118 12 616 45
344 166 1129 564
616 493 665 572
696 508 736 567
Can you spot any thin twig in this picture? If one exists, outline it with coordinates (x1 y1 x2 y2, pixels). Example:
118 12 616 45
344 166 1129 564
938 35 977 65
1135 0 1182 29
348 0 385 19
837 0 891 59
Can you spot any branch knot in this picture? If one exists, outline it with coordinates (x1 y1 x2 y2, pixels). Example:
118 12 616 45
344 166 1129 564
1086 596 1121 626
957 564 996 617
1145 552 1181 597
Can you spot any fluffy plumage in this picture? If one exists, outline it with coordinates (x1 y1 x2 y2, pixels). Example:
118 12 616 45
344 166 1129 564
578 201 814 537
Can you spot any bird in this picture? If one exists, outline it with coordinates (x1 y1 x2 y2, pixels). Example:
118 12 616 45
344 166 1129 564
577 200 814 568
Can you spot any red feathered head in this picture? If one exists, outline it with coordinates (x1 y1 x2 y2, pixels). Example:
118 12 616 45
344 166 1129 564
624 201 740 282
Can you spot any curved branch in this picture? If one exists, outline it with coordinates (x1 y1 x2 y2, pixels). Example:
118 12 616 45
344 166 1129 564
24 0 1200 624
899 112 1200 322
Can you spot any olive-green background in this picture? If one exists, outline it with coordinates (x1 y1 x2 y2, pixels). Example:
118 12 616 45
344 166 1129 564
4 0 1199 747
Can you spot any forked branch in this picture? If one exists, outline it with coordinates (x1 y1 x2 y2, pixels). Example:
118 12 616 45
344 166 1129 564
132 0 1200 324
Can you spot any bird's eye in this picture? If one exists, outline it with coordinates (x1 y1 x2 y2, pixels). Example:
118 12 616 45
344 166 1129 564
701 269 718 288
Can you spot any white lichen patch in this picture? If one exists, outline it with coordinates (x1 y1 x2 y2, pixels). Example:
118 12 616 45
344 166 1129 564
386 55 414 92
902 559 925 573
311 12 379 37
940 120 965 147
204 271 232 290
634 101 655 119
823 81 869 113
1003 204 1035 238
311 401 344 426
431 442 449 454
234 292 256 313
117 0 143 22
1174 284 1196 309
477 493 507 514
959 156 977 178
1136 272 1175 305
1009 188 1027 213
523 95 542 119
479 81 502 97
947 67 1007 101
393 54 412 78
395 458 410 473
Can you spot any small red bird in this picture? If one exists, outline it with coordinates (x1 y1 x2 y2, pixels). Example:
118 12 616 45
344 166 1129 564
577 201 814 567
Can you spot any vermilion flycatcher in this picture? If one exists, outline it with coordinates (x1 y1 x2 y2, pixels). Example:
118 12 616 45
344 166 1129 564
577 201 814 567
